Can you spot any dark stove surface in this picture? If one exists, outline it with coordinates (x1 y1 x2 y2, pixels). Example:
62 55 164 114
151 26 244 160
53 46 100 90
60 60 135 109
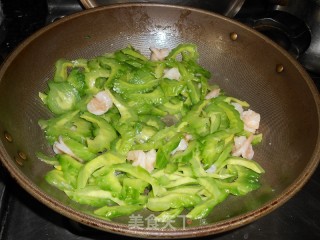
0 0 320 239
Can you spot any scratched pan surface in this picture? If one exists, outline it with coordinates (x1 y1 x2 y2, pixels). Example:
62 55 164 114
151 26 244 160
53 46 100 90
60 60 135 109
0 4 319 239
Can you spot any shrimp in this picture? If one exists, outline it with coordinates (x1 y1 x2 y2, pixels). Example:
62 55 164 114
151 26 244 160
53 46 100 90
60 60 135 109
241 109 260 133
205 88 220 99
150 47 170 61
171 134 192 155
87 90 113 115
53 136 83 162
171 139 188 155
231 102 244 114
127 149 157 173
232 135 254 160
163 68 181 81
231 103 260 133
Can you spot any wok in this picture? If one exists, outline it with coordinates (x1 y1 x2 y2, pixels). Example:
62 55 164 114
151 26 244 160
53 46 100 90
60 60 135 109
0 3 319 239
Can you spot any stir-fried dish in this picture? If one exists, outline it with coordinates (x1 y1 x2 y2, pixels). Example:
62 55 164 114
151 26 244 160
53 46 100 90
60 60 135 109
37 44 264 222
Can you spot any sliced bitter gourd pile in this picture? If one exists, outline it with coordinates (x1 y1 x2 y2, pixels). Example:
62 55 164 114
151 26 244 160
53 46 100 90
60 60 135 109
37 43 264 222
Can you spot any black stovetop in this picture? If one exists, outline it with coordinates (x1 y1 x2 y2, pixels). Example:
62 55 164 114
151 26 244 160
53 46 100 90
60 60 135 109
0 0 319 239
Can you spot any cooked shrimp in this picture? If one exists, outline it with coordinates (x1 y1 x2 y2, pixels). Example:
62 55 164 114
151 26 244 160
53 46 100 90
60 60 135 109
231 102 244 114
241 109 260 133
127 149 157 173
232 135 254 160
87 90 113 115
163 68 181 81
171 138 188 155
205 88 220 99
145 149 157 172
231 103 260 133
53 136 83 162
150 47 170 61
171 134 192 155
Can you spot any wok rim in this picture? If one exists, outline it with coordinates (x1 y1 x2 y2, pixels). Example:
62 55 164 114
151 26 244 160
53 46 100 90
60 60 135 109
0 3 320 238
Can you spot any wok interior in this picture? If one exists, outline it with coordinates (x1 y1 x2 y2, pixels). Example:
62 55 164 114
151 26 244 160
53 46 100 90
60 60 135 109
0 4 319 235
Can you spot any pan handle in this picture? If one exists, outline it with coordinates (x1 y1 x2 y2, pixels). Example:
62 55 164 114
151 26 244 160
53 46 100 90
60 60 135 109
80 0 99 9
239 10 311 58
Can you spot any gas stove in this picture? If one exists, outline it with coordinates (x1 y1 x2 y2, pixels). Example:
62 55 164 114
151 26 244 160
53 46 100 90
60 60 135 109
0 1 319 239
